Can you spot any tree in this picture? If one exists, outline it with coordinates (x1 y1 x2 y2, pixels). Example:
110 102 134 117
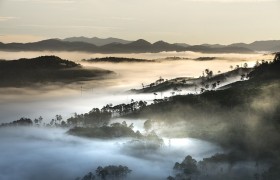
212 82 217 89
241 74 246 80
122 121 127 127
144 119 152 132
200 88 205 93
173 155 198 175
55 115 62 125
205 69 213 79
95 165 132 180
81 172 95 180
129 123 134 129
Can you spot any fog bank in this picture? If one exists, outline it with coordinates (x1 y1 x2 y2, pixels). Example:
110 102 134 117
0 127 222 180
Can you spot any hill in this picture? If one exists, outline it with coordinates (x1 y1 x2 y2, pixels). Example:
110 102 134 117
63 36 132 46
83 57 155 63
131 67 252 93
127 53 280 160
229 40 280 52
0 56 113 87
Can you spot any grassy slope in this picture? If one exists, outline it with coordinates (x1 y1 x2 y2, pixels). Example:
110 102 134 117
132 68 252 93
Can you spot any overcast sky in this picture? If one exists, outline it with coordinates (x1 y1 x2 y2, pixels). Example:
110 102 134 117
0 0 280 44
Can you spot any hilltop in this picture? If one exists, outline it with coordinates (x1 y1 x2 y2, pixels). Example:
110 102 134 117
0 56 113 87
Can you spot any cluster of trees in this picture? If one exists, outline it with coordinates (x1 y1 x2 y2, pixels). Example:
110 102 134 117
0 117 33 127
1 100 148 129
249 54 280 81
168 155 198 180
67 100 147 127
168 153 280 180
139 62 252 96
68 121 142 139
67 108 112 127
142 76 166 89
77 165 132 180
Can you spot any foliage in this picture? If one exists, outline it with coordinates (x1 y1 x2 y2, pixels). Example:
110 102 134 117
67 123 142 139
0 117 33 127
95 165 132 180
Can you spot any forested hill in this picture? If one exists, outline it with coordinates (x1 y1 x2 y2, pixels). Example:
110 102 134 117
0 56 80 69
0 56 113 87
128 53 280 160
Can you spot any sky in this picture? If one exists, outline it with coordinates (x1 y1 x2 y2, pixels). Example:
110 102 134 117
0 0 280 44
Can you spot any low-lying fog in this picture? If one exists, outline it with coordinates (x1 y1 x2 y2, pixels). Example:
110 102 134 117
0 51 273 123
0 127 222 180
0 51 274 179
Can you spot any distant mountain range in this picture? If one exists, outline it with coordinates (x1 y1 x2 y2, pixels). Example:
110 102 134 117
0 37 279 53
63 36 132 46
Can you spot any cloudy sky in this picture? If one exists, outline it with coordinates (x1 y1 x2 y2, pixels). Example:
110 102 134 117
0 0 279 44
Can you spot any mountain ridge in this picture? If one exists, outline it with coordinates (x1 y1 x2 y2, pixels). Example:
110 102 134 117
0 38 255 54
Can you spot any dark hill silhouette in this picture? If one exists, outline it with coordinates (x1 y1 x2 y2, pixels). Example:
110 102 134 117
229 40 280 51
63 36 132 46
0 56 113 87
83 57 155 63
0 39 98 52
153 41 186 52
0 38 254 53
174 43 190 47
186 45 253 53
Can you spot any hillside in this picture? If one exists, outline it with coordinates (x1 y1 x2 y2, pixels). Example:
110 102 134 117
0 56 113 87
131 67 252 93
127 54 280 160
